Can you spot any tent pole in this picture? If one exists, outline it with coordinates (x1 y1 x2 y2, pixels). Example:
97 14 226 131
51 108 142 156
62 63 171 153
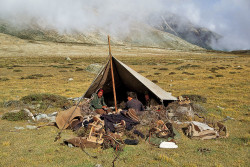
108 35 118 113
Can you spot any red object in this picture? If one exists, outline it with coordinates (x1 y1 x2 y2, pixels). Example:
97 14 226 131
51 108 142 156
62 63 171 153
98 89 104 93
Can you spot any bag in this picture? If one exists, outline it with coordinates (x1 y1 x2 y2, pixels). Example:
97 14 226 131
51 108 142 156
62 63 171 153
186 121 218 140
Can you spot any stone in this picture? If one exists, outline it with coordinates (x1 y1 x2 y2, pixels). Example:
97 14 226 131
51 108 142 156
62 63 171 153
66 57 71 61
14 127 25 130
26 125 37 130
85 63 102 74
23 108 35 121
95 164 103 167
175 105 194 118
35 113 56 122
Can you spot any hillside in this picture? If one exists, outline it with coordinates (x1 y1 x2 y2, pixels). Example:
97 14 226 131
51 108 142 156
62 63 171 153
0 19 203 51
148 13 221 50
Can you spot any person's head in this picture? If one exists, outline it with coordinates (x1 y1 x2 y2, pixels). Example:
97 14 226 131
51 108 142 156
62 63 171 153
97 89 103 98
145 94 150 101
127 92 136 101
144 91 150 101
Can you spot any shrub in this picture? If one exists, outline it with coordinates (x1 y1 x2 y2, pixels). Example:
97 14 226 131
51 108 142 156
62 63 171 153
59 70 68 72
181 94 207 103
182 72 195 75
0 77 9 81
159 68 168 70
209 68 218 73
215 75 224 77
176 64 200 70
2 110 29 121
13 69 22 72
20 74 53 79
147 62 157 65
20 93 70 108
75 68 84 71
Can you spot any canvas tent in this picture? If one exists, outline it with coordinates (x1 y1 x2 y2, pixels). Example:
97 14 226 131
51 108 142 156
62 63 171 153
83 56 177 106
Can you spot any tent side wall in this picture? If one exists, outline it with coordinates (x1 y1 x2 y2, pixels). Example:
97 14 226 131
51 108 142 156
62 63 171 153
83 56 177 106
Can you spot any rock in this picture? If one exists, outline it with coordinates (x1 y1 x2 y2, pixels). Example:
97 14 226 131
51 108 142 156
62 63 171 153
68 78 74 81
48 112 57 117
35 113 56 122
23 108 35 121
217 106 225 110
67 97 81 102
85 63 102 74
175 105 194 118
95 164 103 167
66 57 71 61
26 125 37 129
9 110 20 113
29 105 36 110
35 114 48 121
14 126 25 130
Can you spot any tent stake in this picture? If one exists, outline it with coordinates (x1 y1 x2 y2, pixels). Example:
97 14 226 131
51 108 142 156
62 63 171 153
108 35 118 113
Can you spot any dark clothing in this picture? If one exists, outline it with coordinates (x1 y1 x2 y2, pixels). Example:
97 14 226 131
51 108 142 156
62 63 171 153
101 113 139 133
90 93 107 111
145 98 159 109
126 99 144 112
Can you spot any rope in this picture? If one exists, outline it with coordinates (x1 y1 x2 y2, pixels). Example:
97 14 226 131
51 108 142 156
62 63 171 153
79 138 98 159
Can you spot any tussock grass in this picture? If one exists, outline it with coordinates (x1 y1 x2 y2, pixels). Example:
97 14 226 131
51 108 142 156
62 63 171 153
0 38 249 166
20 93 69 108
2 110 29 121
0 77 9 81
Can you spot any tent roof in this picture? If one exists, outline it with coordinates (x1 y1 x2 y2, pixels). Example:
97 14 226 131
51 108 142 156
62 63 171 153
84 56 177 104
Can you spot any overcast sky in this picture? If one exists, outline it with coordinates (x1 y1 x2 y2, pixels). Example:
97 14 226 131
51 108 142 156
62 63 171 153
0 0 249 51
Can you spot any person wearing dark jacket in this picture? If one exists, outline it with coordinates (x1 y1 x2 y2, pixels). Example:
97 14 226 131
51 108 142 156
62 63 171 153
144 92 159 110
126 92 144 113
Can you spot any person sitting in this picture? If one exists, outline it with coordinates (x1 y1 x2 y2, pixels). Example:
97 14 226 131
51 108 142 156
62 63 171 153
90 89 111 114
126 92 144 114
144 91 159 110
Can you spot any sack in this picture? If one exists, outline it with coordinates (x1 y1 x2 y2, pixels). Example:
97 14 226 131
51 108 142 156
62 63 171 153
186 121 218 140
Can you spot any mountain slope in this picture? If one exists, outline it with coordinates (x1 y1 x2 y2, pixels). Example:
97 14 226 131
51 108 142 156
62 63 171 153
0 20 203 51
148 13 221 49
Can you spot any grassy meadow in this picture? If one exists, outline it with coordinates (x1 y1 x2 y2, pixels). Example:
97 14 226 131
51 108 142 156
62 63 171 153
0 34 249 167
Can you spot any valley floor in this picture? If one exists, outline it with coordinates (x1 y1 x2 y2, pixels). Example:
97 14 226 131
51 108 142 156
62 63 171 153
0 37 249 166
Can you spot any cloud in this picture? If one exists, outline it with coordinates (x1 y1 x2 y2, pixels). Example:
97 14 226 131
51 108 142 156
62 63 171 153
0 0 249 50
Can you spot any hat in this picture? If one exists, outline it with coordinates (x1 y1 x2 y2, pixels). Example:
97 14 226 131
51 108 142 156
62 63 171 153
127 92 137 99
98 89 103 93
127 108 140 122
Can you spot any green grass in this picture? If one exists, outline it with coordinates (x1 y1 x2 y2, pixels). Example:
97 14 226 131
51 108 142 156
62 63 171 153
0 37 249 166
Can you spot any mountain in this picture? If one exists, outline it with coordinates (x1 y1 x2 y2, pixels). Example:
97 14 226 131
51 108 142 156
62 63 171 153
0 18 205 51
148 13 221 50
